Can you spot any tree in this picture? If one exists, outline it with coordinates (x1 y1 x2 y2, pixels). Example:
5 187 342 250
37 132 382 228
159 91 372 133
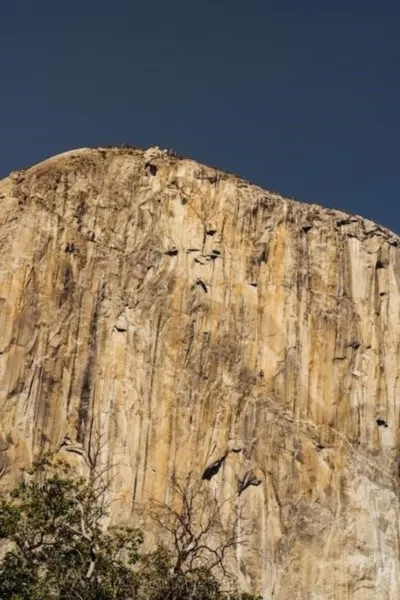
139 475 257 600
0 454 142 600
0 458 260 600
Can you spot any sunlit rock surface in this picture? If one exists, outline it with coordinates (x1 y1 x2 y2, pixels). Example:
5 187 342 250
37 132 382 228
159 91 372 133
0 147 400 599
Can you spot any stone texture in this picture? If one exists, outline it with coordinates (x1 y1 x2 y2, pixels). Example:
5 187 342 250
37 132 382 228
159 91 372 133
0 147 400 598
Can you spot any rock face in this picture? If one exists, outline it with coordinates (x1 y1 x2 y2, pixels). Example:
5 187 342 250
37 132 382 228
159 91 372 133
0 147 400 599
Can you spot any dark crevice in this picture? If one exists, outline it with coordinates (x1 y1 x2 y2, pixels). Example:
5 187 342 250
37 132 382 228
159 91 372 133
74 200 86 228
202 455 226 481
196 278 208 293
314 442 325 451
238 470 262 495
60 264 74 307
376 418 388 428
337 218 352 227
7 380 25 399
348 340 361 350
132 472 138 501
258 248 268 264
145 162 158 176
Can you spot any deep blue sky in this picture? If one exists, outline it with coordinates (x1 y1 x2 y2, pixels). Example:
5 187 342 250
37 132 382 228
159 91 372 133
1 1 399 232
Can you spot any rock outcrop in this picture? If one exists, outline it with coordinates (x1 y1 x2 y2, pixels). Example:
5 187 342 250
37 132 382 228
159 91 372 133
0 146 400 599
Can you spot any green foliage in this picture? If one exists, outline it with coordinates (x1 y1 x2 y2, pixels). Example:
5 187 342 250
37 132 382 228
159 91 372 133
0 454 142 599
0 455 260 600
137 546 259 600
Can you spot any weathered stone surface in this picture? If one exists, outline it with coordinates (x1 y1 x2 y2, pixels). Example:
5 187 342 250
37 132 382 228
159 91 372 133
0 147 400 598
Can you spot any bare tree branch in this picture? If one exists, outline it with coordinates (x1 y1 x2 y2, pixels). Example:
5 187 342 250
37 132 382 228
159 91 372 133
145 472 255 590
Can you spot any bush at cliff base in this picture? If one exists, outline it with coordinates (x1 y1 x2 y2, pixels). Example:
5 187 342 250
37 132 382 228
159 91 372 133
0 455 260 600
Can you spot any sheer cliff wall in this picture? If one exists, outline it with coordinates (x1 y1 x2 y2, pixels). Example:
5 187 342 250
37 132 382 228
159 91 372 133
0 147 400 599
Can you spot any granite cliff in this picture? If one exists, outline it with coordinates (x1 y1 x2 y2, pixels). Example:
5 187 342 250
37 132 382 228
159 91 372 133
0 147 399 599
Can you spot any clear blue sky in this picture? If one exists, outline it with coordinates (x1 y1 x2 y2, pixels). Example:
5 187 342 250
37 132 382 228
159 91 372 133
1 1 399 232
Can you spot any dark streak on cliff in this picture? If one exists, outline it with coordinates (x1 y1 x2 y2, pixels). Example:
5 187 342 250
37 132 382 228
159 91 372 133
77 284 104 444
